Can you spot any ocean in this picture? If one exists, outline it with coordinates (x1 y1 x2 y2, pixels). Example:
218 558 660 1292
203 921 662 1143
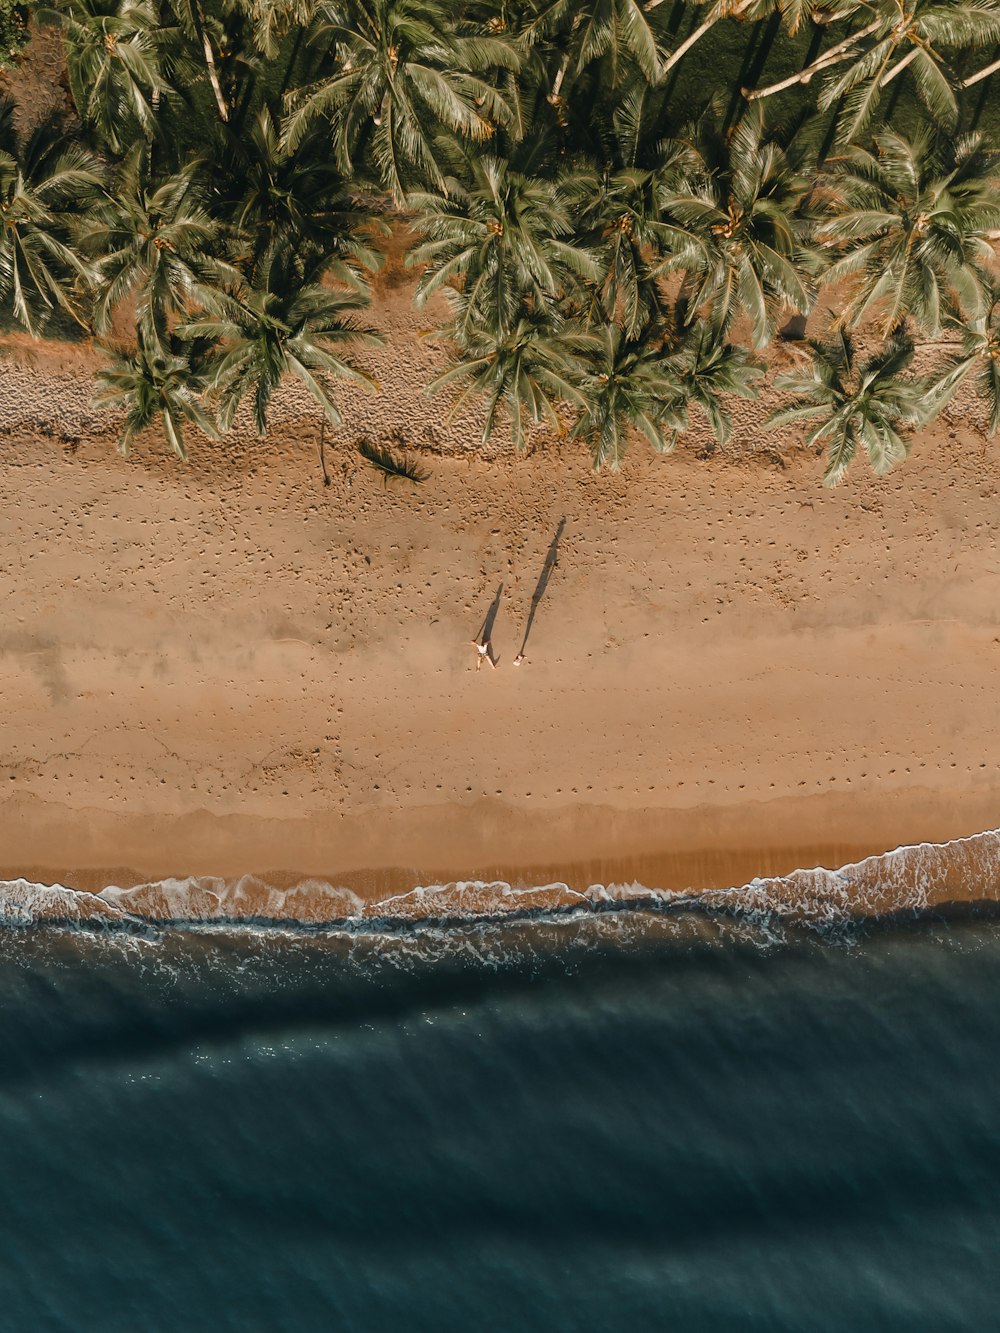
0 844 999 1331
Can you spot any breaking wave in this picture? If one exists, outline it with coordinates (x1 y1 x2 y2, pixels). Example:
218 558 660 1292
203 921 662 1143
2 825 999 941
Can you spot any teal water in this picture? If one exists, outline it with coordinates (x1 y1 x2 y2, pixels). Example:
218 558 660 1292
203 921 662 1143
0 904 998 1331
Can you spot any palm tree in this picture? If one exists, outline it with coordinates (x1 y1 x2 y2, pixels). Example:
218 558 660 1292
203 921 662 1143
184 261 381 434
283 0 521 202
815 0 1000 146
46 0 165 152
768 329 933 484
520 0 664 96
0 104 103 335
80 152 237 350
815 128 1000 338
409 154 597 344
239 0 318 59
558 159 683 339
655 109 814 348
214 104 383 283
927 279 1000 436
166 0 233 122
426 312 589 450
571 325 687 469
660 316 764 447
92 335 220 456
748 0 1000 124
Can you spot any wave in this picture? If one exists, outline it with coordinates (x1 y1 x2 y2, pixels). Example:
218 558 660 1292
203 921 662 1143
3 824 1000 935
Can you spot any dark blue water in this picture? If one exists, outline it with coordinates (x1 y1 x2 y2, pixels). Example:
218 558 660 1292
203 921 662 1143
0 911 998 1331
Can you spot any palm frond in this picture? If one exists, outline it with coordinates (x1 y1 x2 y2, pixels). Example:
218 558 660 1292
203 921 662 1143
357 437 429 483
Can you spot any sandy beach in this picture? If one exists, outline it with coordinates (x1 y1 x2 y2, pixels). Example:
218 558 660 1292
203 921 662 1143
1 269 1000 905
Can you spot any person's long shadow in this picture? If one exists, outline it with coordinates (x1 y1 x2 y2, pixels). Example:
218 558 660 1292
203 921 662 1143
476 583 504 646
517 519 566 661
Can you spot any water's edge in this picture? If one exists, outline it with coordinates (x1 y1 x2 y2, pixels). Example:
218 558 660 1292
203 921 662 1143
3 825 998 934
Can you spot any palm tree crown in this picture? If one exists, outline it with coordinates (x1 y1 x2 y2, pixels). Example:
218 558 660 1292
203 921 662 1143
427 311 589 450
817 0 1000 146
409 154 597 343
816 128 1000 337
284 0 521 201
0 102 102 335
928 277 1000 436
656 110 814 348
184 262 381 434
49 0 165 152
769 329 933 483
92 335 220 456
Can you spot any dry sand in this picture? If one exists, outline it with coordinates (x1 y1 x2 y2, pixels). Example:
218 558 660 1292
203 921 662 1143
1 273 1000 904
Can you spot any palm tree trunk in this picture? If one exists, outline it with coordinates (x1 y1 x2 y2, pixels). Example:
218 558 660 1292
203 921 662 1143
879 46 918 88
549 53 569 101
201 29 229 121
185 1 228 121
962 51 1000 88
659 0 761 75
746 17 882 101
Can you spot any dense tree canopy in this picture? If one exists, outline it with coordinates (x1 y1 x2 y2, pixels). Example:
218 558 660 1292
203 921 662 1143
7 0 1000 480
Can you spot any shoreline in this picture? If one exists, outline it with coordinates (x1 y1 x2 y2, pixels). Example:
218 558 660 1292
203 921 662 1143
3 783 1000 910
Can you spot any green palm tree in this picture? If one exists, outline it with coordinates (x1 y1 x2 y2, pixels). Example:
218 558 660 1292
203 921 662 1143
558 160 682 339
184 264 381 434
927 278 1000 436
409 154 597 344
520 0 664 94
283 0 521 202
571 325 687 470
80 153 237 350
656 109 814 348
92 335 220 456
768 329 933 484
46 0 165 152
661 317 764 448
166 0 233 122
215 104 383 283
816 128 1000 338
426 313 589 450
816 0 1000 146
0 104 103 335
240 0 318 59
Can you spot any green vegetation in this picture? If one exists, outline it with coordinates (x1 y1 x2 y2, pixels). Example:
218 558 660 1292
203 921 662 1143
4 0 1000 482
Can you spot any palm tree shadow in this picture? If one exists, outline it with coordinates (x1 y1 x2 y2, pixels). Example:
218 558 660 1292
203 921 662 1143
476 583 504 645
517 519 566 660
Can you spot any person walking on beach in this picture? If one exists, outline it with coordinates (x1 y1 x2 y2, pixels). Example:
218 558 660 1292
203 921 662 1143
472 637 497 671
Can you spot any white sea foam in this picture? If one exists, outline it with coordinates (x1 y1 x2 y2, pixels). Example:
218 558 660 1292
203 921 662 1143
1 825 998 932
